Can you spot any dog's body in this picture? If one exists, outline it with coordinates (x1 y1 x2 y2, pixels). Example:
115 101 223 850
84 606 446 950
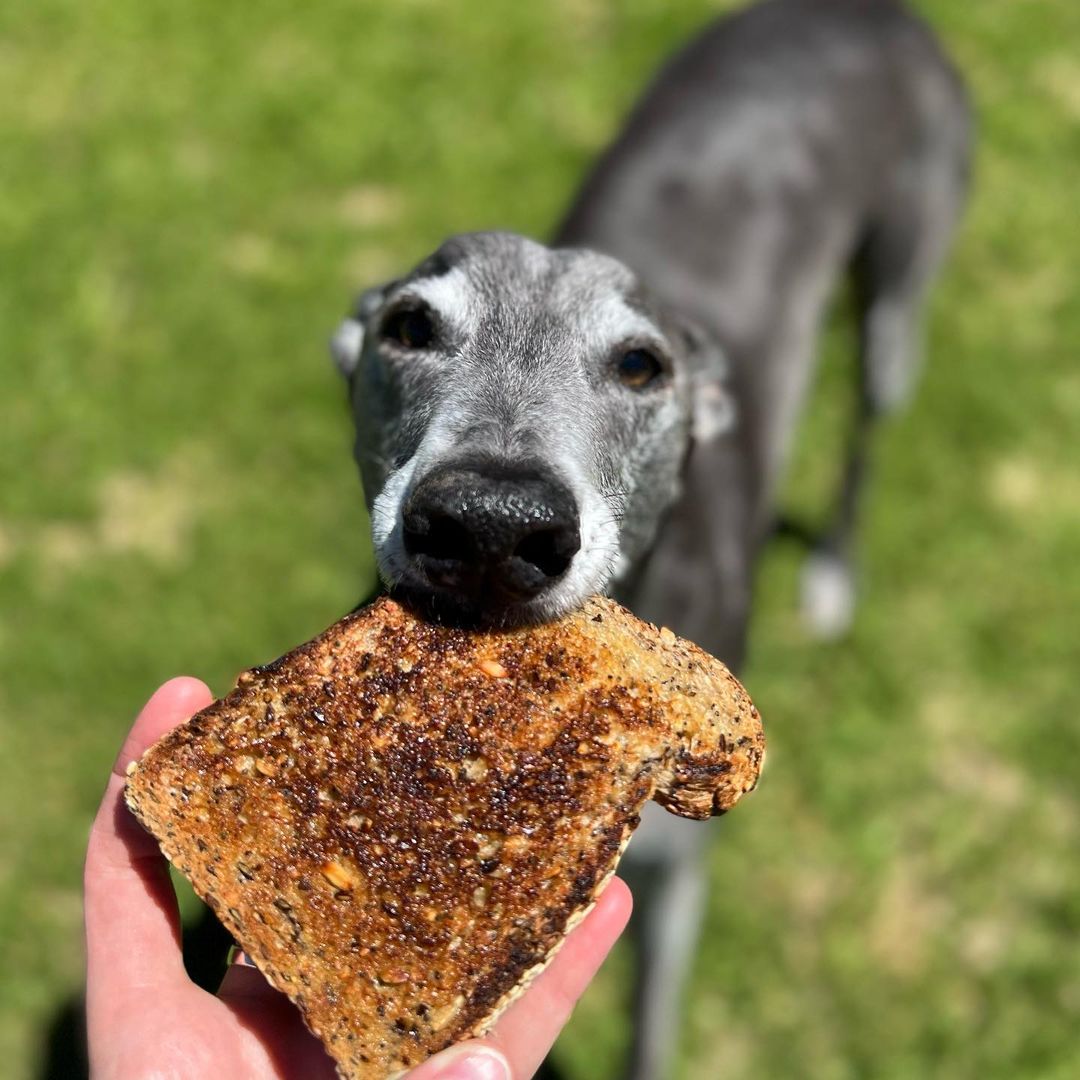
560 0 971 661
332 1 971 1076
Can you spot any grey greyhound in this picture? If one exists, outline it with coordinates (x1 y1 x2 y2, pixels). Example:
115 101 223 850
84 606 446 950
330 1 971 1075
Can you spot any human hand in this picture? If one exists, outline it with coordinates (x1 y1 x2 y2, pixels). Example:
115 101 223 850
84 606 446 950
85 677 632 1079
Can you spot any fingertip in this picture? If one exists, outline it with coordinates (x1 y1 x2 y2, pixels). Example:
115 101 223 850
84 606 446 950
480 872 633 1077
113 676 214 776
601 875 633 923
561 873 632 966
407 1041 510 1080
152 675 215 713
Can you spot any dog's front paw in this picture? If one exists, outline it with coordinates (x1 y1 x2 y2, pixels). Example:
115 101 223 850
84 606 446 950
801 550 856 640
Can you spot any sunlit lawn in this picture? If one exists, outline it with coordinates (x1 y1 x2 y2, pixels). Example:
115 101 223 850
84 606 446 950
1 1 1078 1077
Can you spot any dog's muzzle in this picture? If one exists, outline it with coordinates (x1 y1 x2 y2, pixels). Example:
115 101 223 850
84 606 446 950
401 464 581 608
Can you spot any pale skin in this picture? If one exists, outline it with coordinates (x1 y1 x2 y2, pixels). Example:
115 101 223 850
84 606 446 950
85 677 633 1080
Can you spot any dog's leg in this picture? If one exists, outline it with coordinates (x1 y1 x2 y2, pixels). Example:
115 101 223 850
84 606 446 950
800 395 871 640
803 153 968 639
621 815 710 1080
609 435 752 1079
628 862 706 1080
857 192 959 414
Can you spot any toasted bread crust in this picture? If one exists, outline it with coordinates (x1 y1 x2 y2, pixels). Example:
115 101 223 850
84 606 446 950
125 596 763 1078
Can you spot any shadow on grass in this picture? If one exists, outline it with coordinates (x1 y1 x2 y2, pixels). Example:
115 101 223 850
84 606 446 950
36 997 86 1080
37 906 233 1080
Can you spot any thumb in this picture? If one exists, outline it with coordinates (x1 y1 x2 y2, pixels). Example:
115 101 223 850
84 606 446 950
407 1041 511 1080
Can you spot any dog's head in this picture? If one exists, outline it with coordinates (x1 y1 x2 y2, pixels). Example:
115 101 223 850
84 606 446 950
331 231 734 624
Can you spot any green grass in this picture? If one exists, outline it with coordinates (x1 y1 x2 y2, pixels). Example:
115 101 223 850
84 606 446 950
1 1 1078 1076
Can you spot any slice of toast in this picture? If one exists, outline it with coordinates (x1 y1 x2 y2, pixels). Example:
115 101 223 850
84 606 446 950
125 595 763 1079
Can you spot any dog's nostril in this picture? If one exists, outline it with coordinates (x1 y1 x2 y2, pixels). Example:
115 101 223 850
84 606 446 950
404 514 474 563
513 529 579 579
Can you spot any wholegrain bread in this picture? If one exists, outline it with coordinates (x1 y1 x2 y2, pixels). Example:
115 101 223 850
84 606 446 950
125 595 763 1078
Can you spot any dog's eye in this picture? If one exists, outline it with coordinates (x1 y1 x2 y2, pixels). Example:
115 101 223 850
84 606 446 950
382 308 435 350
616 348 665 389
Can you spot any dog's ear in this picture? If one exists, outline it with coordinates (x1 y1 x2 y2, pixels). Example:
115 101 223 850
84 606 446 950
672 317 737 443
329 281 397 378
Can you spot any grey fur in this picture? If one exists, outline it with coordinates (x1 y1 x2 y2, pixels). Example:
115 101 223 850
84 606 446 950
331 1 971 1076
335 231 734 627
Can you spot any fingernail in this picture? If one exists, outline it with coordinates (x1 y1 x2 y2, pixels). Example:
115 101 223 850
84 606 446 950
424 1044 511 1080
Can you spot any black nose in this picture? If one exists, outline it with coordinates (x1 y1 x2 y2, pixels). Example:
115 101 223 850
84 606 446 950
402 466 581 602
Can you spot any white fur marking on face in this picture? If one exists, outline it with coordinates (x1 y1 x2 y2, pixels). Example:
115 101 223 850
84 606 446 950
400 266 477 340
531 455 623 621
368 418 461 588
369 456 419 586
582 296 662 358
330 318 364 376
